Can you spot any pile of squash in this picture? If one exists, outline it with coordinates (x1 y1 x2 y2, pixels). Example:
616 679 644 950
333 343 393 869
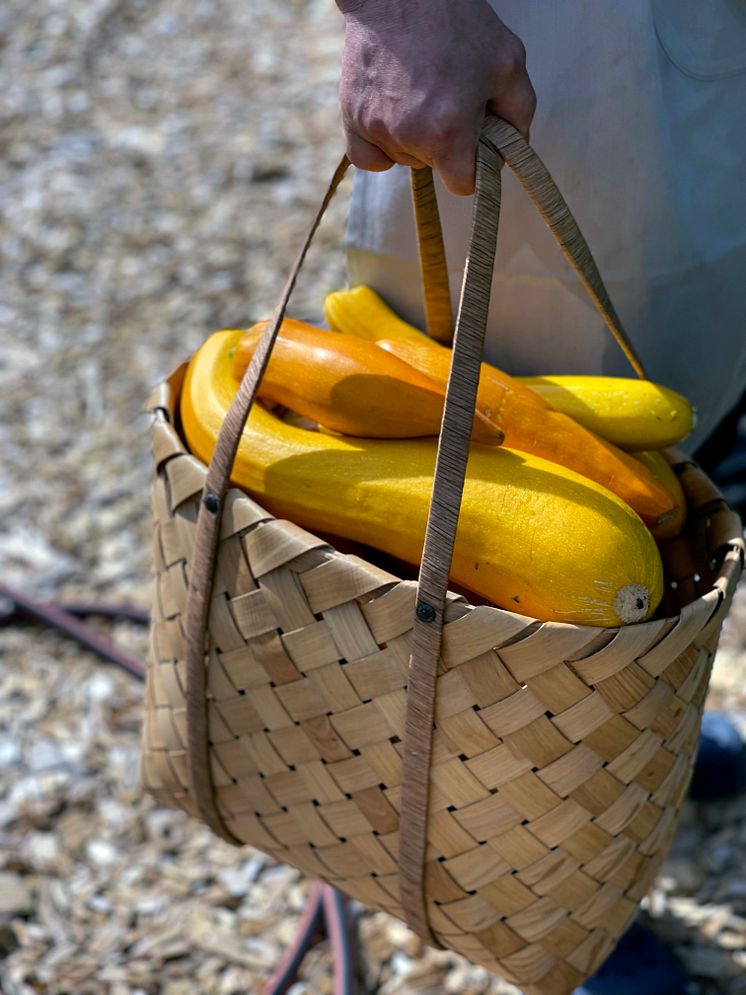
180 286 695 628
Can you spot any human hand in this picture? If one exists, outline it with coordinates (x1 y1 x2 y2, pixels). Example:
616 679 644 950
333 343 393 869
337 0 536 195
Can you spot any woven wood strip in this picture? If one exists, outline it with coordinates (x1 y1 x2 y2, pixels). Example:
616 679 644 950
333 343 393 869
411 166 453 344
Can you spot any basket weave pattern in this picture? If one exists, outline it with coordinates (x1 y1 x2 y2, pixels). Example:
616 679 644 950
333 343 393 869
142 369 743 995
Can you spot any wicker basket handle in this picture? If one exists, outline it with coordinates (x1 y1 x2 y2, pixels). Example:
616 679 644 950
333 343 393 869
410 166 454 344
399 115 646 944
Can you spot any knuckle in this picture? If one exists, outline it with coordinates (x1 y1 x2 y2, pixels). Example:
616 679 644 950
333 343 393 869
339 94 355 124
340 93 387 145
389 100 462 156
388 124 419 156
387 115 413 146
422 108 462 152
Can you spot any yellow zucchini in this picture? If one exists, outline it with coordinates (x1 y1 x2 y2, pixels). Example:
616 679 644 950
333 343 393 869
231 319 502 443
518 375 695 450
325 285 431 345
181 330 664 627
375 337 677 528
324 287 676 526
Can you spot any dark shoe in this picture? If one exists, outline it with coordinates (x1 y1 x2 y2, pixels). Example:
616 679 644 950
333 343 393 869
573 923 690 995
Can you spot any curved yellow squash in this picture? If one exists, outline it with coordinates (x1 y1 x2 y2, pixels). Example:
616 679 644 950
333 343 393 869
231 319 503 443
518 375 695 450
181 331 664 627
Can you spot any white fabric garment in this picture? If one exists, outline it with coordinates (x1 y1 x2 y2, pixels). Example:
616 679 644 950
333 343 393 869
345 0 746 450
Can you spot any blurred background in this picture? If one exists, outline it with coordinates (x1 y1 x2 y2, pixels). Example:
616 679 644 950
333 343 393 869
1 1 745 992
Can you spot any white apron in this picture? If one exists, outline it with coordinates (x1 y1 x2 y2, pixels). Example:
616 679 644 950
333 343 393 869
345 0 746 449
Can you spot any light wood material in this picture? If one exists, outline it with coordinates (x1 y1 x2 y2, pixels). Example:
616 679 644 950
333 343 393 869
411 166 453 344
143 391 743 993
142 115 744 994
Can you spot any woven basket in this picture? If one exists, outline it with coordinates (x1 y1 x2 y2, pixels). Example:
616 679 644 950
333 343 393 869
141 117 744 995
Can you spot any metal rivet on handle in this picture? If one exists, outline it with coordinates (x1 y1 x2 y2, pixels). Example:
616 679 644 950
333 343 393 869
203 491 219 514
416 602 436 623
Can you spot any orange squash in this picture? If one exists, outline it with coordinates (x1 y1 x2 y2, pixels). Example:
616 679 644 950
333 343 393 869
232 319 503 444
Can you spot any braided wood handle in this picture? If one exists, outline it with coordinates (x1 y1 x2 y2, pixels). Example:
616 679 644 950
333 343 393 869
400 135 504 942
